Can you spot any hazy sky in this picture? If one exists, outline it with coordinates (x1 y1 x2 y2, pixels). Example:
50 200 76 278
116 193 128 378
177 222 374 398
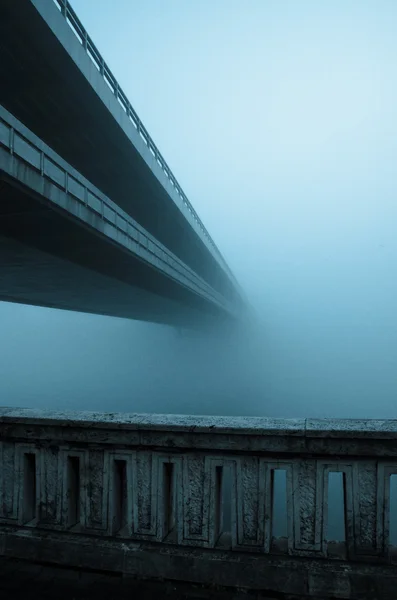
1 0 397 419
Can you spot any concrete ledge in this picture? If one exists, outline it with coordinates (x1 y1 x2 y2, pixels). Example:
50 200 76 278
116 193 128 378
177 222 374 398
3 407 397 436
1 408 397 457
0 527 396 599
0 407 306 434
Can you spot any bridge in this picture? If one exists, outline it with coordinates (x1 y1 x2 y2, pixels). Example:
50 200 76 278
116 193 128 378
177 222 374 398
1 407 397 599
0 0 246 327
1 2 394 599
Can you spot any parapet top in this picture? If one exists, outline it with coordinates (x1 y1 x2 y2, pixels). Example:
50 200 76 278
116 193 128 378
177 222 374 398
1 407 397 439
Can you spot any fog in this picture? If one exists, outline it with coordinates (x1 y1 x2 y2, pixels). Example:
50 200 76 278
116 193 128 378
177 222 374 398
1 0 397 421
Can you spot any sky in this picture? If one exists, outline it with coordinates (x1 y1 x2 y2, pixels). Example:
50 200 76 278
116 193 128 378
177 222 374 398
1 0 397 420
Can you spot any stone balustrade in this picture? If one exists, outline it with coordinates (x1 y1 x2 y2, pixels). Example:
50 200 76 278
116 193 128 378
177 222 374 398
1 407 397 599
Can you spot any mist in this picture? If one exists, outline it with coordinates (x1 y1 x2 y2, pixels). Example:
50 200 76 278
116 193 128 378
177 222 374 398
1 0 397 421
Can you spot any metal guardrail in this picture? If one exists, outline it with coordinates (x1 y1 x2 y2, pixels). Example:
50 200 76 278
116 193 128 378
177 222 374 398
52 0 236 283
0 106 236 314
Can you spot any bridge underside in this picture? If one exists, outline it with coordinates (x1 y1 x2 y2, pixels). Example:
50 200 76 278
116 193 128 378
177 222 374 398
0 0 240 304
0 175 229 328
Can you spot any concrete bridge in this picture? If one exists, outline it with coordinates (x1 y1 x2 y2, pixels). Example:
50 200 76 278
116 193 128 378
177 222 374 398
1 407 397 599
1 1 394 598
0 0 245 327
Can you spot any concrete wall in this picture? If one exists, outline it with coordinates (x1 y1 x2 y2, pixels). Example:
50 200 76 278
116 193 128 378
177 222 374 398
1 407 397 599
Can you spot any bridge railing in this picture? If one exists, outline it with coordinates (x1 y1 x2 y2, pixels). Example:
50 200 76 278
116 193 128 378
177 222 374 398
51 0 237 285
1 408 397 597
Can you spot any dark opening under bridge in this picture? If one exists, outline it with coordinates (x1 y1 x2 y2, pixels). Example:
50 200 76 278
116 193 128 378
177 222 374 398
0 0 246 328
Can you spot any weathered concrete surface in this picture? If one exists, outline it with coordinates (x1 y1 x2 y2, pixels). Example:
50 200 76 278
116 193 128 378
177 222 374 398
1 407 397 455
1 407 397 599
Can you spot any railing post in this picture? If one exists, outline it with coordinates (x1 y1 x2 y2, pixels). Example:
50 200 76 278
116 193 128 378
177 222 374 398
290 460 325 555
351 461 380 558
86 450 107 531
234 457 266 550
0 442 18 521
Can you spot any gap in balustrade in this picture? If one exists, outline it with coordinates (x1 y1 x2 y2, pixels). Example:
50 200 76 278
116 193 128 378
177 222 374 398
112 459 128 534
390 474 397 547
214 466 222 542
326 472 346 560
271 469 288 552
216 464 232 548
22 453 36 523
67 456 81 527
163 462 175 539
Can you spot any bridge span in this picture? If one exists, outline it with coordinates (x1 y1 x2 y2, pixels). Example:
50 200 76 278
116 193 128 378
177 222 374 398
0 0 245 326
